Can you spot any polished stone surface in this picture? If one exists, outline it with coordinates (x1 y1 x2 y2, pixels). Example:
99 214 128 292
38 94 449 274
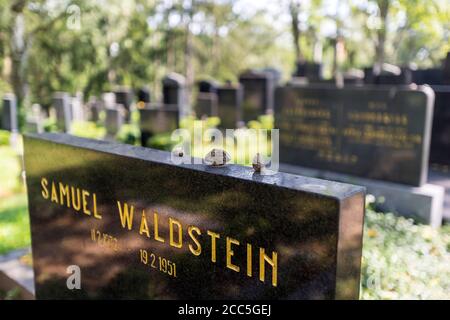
217 85 242 129
429 86 450 168
24 133 365 300
195 92 218 118
1 93 18 132
239 70 275 122
139 105 179 146
275 84 434 186
114 88 133 121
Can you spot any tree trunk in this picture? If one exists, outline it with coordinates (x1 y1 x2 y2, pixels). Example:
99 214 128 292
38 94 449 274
374 0 390 73
9 10 28 109
289 0 303 63
184 0 195 105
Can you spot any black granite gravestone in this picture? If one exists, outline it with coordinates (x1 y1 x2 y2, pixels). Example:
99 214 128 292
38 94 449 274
114 88 133 122
53 92 72 133
364 65 413 85
429 86 450 168
294 62 323 82
24 133 365 299
198 80 218 94
105 106 124 137
1 93 18 132
196 80 218 118
412 68 443 86
139 104 179 147
443 52 450 85
137 87 151 103
275 84 434 186
239 70 275 122
217 84 243 129
195 93 218 118
163 73 186 107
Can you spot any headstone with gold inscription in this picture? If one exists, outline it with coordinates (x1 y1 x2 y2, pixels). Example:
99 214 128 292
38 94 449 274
275 84 434 187
23 133 365 299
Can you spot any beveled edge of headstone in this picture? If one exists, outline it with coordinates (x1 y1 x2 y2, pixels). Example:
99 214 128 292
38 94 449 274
24 133 365 201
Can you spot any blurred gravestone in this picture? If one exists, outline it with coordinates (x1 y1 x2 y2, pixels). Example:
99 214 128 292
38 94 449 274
25 104 44 133
139 104 179 147
105 105 125 140
364 64 413 85
1 93 18 132
53 92 72 133
443 52 450 85
114 88 133 122
294 61 323 82
195 80 218 118
70 93 85 122
217 82 242 129
276 84 434 186
137 87 151 103
162 73 189 117
239 70 275 122
429 86 450 169
412 68 443 85
276 84 444 226
87 97 101 122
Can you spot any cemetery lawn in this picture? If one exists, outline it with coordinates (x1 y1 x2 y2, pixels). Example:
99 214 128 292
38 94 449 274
0 143 30 254
0 141 449 299
0 193 29 254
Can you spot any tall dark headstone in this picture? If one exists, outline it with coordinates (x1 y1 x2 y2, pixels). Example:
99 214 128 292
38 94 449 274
53 92 72 133
105 105 124 138
162 73 189 118
1 93 18 132
239 70 275 122
443 52 450 85
114 88 133 122
429 86 450 168
275 84 434 186
217 83 243 129
87 97 101 122
195 80 218 118
137 87 151 104
139 104 179 147
23 133 365 299
294 62 323 82
364 64 413 85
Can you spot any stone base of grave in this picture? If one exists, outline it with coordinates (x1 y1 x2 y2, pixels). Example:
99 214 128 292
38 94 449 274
0 248 35 299
280 164 445 228
428 169 450 222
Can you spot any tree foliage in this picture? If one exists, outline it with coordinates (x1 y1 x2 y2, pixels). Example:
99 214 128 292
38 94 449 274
0 0 448 112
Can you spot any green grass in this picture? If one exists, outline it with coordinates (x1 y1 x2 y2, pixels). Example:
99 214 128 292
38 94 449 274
0 140 30 254
0 193 30 254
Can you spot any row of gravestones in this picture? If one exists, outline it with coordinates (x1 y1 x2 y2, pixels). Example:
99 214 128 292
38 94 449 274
2 55 450 224
13 54 450 300
276 52 450 226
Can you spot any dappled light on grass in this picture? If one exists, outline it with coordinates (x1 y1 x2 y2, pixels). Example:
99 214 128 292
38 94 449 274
361 208 450 299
